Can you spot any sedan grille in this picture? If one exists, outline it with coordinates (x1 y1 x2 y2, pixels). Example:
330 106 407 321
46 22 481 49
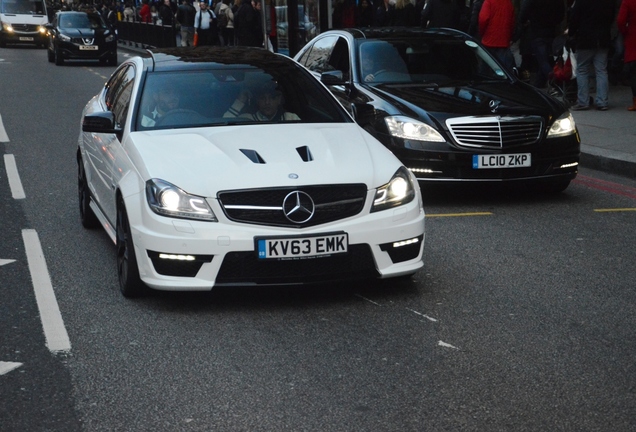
218 184 368 228
446 116 543 149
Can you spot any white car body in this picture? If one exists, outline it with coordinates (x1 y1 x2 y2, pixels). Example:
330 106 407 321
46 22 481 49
78 47 425 295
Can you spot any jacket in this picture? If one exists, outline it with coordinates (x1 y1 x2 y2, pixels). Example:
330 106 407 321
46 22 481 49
568 0 616 50
478 0 515 48
617 0 636 63
517 0 565 39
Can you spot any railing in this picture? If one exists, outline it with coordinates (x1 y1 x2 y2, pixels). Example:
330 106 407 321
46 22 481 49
117 21 177 49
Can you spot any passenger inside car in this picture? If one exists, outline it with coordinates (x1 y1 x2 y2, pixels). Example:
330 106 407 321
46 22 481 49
223 77 300 122
359 42 409 83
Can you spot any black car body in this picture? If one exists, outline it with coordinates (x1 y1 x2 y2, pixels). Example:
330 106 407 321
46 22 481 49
46 11 117 65
294 28 581 192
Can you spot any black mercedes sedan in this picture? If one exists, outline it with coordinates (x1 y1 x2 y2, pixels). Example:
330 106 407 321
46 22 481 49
45 11 117 66
294 28 581 192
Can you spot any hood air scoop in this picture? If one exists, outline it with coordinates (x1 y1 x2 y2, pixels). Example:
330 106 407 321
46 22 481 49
296 146 313 162
240 149 266 164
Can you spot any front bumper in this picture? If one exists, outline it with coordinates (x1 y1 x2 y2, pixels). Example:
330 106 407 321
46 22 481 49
0 28 47 45
125 189 426 291
56 40 117 60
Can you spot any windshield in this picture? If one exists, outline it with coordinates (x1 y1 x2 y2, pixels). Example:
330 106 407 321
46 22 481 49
136 67 351 131
1 0 46 14
358 38 510 85
59 13 108 29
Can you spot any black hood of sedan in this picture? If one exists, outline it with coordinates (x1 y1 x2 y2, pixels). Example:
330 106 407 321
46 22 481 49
60 28 110 38
365 80 564 123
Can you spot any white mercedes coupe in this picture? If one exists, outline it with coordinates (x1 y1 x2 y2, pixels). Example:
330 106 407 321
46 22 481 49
78 46 425 297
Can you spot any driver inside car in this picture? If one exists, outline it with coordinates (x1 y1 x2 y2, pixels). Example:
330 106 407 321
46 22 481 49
140 87 180 127
223 79 300 122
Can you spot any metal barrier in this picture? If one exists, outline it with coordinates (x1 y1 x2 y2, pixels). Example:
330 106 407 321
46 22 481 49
117 21 177 49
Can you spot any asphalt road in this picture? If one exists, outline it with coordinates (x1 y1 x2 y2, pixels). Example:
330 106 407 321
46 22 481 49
1 46 636 432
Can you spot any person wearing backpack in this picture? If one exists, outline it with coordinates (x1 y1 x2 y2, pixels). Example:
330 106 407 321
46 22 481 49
217 0 234 46
195 1 218 45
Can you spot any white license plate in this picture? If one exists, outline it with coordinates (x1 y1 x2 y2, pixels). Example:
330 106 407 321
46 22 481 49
473 153 531 169
19 37 34 41
257 233 348 259
79 45 98 50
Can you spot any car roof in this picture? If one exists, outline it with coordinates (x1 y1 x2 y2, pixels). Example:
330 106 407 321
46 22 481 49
142 46 298 73
341 26 469 40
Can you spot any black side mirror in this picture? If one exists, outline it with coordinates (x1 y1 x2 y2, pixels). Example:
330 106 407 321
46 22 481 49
320 70 346 86
82 112 120 134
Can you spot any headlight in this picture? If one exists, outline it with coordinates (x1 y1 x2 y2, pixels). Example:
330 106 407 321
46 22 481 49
371 166 416 212
2 22 13 32
385 116 445 142
548 112 576 138
146 179 217 221
38 26 46 34
58 33 71 42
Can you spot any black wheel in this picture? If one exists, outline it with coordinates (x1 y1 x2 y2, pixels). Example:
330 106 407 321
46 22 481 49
108 51 118 66
47 47 54 62
116 201 146 298
78 159 100 229
54 47 64 65
542 180 571 194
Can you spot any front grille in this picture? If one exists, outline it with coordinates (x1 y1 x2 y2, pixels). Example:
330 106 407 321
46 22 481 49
218 184 367 228
447 116 543 149
11 24 39 32
215 244 378 285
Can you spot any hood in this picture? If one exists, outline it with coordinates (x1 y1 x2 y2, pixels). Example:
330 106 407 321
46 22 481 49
1 14 47 25
365 80 563 123
60 28 105 38
127 123 402 197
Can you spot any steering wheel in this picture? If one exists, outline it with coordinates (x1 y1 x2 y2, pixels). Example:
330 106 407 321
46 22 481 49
155 109 202 126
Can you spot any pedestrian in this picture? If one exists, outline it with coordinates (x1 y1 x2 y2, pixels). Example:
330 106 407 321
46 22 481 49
123 1 135 21
216 0 235 46
234 0 262 47
357 0 374 27
393 0 417 26
467 0 484 37
177 0 196 46
194 1 217 45
139 0 152 23
568 0 617 110
374 0 395 26
420 0 463 30
478 0 516 72
516 0 566 89
617 0 636 110
159 0 175 26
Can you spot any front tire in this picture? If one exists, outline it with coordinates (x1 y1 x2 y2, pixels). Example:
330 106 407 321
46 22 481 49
47 47 54 62
116 200 147 298
54 47 64 65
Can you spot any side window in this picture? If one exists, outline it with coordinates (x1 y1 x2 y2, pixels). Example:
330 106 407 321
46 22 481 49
302 35 338 75
330 37 350 80
110 66 135 129
104 66 135 129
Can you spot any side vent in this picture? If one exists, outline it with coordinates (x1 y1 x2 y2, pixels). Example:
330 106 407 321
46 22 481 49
296 146 313 162
240 149 266 164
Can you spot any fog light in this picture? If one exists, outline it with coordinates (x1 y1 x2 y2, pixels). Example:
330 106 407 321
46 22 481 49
560 162 578 169
158 253 196 261
393 237 419 248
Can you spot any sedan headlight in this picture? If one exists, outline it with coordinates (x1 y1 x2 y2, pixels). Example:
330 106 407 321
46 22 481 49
385 116 445 142
146 179 217 221
58 33 71 42
547 112 576 138
371 166 416 212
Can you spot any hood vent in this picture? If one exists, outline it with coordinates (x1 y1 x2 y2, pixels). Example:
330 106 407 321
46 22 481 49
240 149 266 164
296 146 313 162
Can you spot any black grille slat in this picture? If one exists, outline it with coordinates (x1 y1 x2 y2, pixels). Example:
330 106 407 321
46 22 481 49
447 116 543 149
218 184 367 228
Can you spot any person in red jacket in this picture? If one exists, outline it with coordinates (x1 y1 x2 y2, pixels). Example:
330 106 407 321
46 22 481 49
478 0 516 72
139 0 152 23
617 0 636 110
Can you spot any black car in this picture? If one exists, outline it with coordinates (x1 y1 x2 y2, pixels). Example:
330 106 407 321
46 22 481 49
46 11 117 66
294 28 581 193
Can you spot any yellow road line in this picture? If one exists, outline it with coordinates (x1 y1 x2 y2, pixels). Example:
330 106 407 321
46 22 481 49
593 208 636 213
426 212 493 217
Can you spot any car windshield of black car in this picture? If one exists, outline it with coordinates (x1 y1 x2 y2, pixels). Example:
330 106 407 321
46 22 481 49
358 38 509 85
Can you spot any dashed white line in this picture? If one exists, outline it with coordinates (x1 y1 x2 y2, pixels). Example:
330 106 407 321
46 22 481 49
3 154 26 199
0 114 9 142
406 308 438 322
0 361 22 375
22 229 71 354
438 341 459 350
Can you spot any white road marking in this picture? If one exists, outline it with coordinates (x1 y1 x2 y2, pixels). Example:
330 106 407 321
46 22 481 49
3 154 26 199
438 341 459 350
0 362 22 375
406 308 438 322
0 259 16 266
22 229 71 353
0 114 9 142
355 294 381 306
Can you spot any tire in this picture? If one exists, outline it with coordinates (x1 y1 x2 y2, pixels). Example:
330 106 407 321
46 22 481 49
116 201 147 298
54 47 64 65
109 51 117 66
47 47 54 63
542 180 571 194
78 159 100 229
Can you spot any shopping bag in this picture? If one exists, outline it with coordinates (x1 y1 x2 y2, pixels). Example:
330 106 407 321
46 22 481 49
193 33 199 47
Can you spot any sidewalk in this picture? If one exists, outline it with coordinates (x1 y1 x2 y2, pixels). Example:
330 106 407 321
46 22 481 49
571 83 636 179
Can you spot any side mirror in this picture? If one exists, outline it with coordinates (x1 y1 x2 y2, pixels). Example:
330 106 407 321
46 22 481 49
82 112 121 134
320 70 346 86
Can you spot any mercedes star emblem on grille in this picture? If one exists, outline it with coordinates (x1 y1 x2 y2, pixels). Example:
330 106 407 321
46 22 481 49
282 191 315 223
